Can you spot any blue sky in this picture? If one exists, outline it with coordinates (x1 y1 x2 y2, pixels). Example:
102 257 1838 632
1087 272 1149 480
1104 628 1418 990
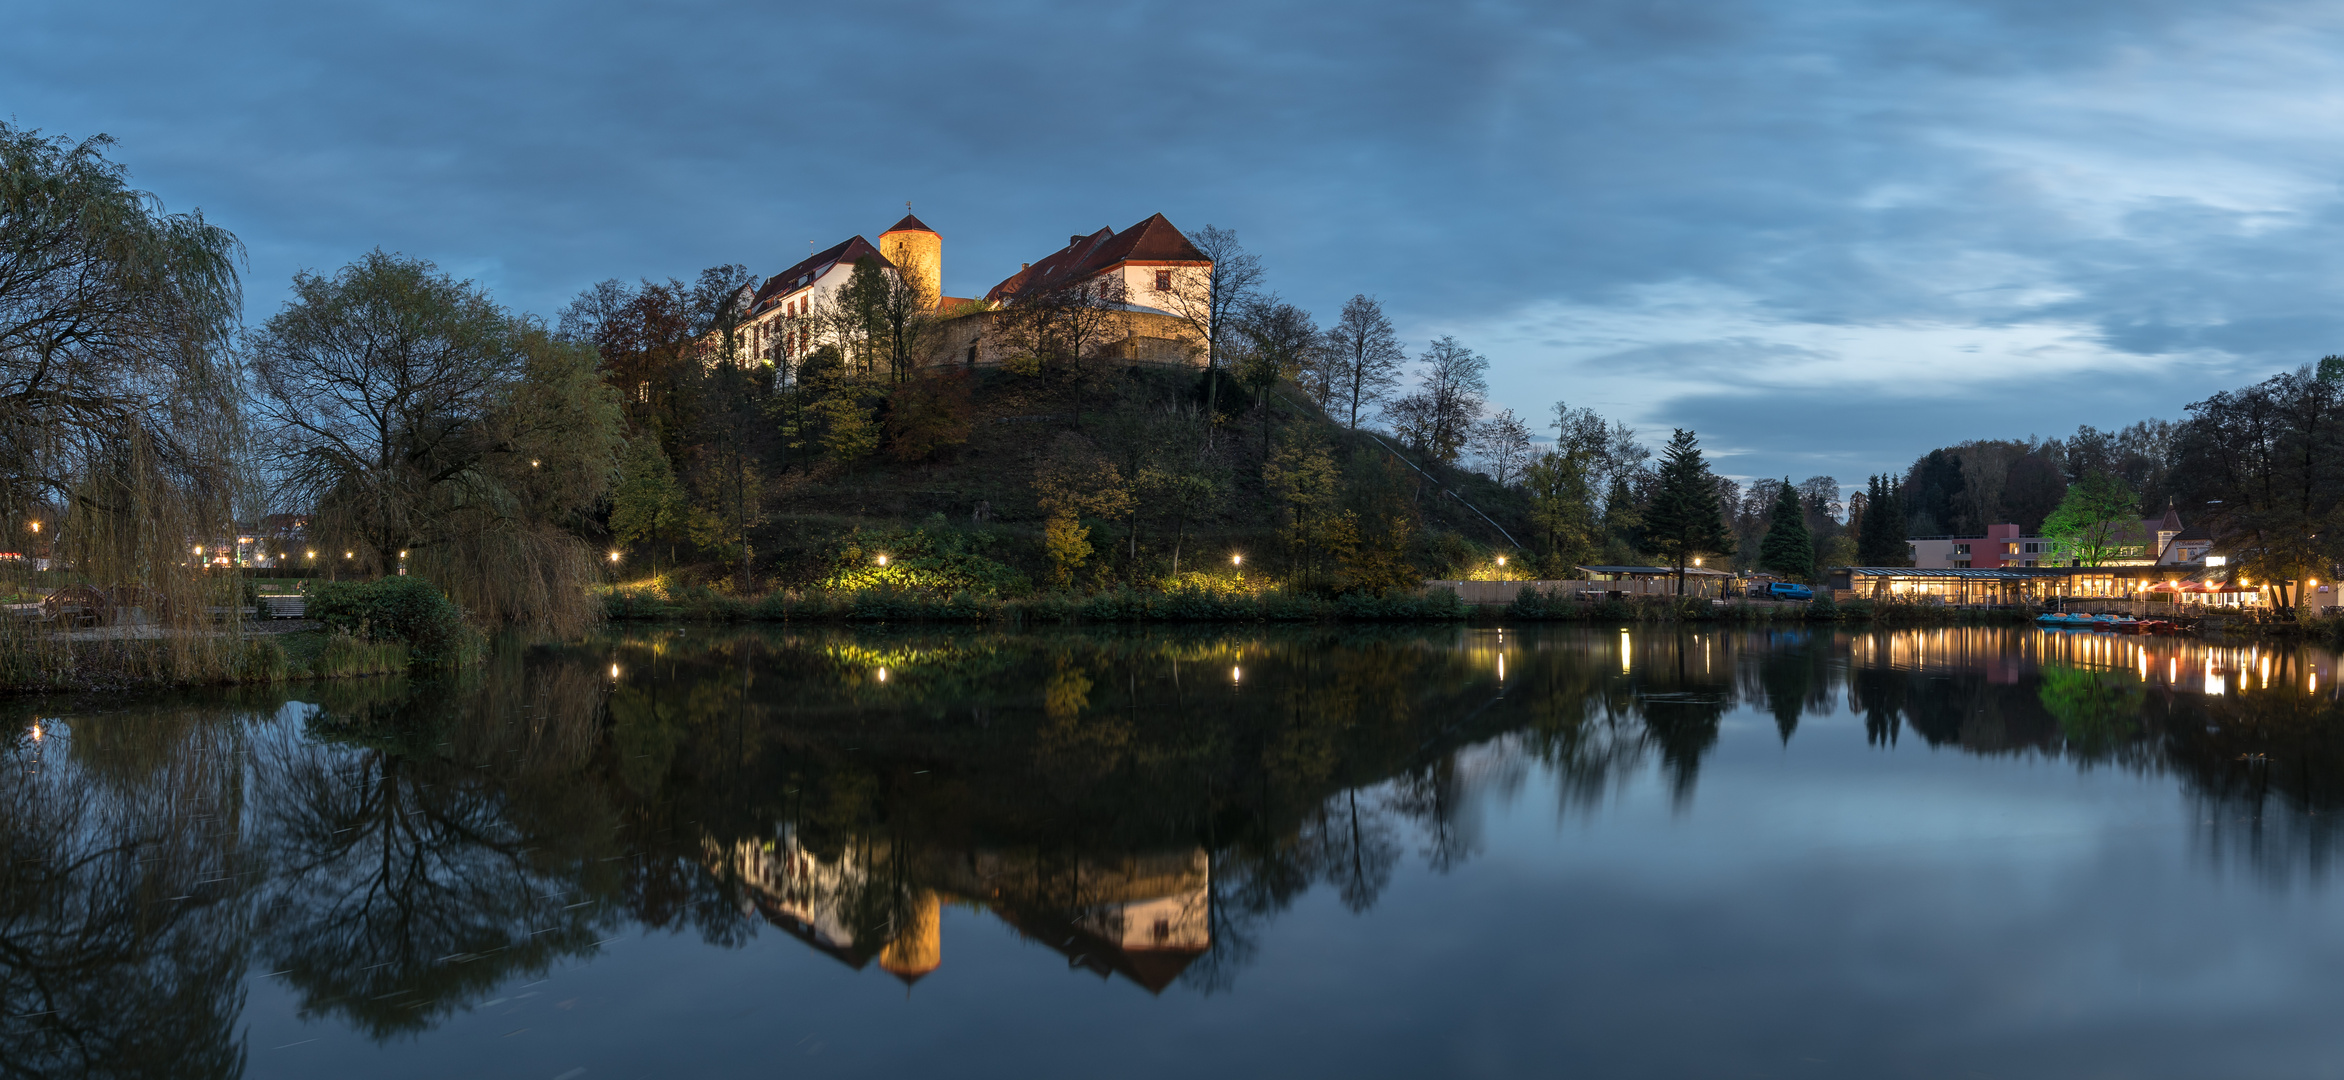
10 0 2341 486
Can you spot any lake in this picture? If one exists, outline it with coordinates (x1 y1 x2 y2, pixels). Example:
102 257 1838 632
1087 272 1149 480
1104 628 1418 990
5 625 2341 1079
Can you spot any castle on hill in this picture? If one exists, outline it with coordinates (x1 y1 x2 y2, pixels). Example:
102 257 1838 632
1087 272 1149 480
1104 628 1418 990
732 212 1214 371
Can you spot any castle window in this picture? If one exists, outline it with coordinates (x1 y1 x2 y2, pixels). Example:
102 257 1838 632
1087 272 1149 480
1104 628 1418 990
1155 269 1172 291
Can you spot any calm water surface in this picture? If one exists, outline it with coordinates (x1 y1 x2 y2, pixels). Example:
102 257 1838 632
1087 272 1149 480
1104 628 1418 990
6 625 2343 1079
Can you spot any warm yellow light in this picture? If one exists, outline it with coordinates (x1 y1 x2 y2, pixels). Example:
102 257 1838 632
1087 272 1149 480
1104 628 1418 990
876 554 888 566
1496 556 1506 566
192 546 203 555
343 551 353 559
305 550 316 559
1693 556 1703 567
1232 554 1243 566
26 521 37 533
28 722 41 743
1231 665 1242 684
530 459 541 468
876 667 889 682
609 663 621 679
608 550 622 563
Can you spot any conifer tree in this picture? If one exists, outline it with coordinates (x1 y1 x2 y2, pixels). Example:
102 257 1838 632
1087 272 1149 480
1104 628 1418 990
1856 475 1910 566
1758 475 1814 580
1642 429 1735 594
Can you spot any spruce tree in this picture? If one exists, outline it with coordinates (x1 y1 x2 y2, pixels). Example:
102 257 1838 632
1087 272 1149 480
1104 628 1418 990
1642 429 1736 594
1857 474 1910 566
1758 476 1814 580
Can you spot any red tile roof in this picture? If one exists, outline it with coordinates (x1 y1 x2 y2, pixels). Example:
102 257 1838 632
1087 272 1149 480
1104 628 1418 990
751 235 892 310
983 213 1208 304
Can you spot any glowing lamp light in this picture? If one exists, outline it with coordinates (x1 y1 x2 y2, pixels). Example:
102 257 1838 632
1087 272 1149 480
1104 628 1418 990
27 521 37 533
876 554 888 566
305 551 316 559
1231 665 1242 684
876 667 889 683
530 459 541 468
608 663 621 679
343 551 353 559
28 722 41 743
192 546 203 555
1496 556 1506 566
608 550 622 563
1232 554 1243 567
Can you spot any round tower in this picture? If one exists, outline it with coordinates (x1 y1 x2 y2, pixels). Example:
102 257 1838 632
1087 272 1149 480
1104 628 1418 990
878 890 942 985
879 213 942 310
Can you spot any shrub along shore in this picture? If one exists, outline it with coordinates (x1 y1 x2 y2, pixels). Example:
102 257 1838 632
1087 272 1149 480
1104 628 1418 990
0 576 482 695
601 583 2044 627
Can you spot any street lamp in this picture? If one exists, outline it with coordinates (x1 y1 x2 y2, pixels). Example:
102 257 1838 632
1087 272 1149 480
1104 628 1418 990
1231 554 1242 567
608 550 622 564
1496 555 1507 582
876 554 888 566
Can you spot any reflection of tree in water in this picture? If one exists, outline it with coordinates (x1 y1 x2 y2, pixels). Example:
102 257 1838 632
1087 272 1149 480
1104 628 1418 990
247 655 620 1038
2154 684 2344 889
0 711 248 1080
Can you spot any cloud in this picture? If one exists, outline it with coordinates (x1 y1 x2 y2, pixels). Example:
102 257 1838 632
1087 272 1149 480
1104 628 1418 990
6 0 2343 480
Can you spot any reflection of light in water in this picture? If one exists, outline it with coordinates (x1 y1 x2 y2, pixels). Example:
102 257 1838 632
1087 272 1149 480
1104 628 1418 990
2314 672 2321 694
2138 651 2148 681
1619 630 1631 673
1231 666 1241 684
876 667 889 683
27 722 40 743
609 663 621 679
2206 658 2224 696
2261 657 2272 689
2169 657 2177 683
1497 652 1505 681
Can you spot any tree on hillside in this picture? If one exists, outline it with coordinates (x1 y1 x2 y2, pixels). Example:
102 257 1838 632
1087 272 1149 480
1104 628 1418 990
837 255 938 384
1599 473 1644 564
1234 297 1319 457
1033 436 1135 589
250 250 623 631
2000 451 2067 534
1385 336 1487 467
1759 477 1814 580
986 268 1129 428
1553 402 1651 492
1474 409 1534 486
2170 359 2344 606
1855 475 1909 566
1902 448 1965 536
1523 446 1598 577
1317 294 1405 430
1642 429 1734 594
884 367 974 465
609 434 690 577
1797 475 1843 538
1157 225 1264 443
2040 470 2139 567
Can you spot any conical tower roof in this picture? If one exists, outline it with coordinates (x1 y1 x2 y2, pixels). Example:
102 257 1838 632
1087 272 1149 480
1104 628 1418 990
882 213 936 235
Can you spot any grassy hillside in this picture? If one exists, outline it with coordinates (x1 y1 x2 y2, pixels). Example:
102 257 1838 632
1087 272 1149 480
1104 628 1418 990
678 363 1530 597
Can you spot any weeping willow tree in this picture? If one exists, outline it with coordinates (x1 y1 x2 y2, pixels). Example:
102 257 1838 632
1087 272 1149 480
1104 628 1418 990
247 250 623 635
0 122 248 684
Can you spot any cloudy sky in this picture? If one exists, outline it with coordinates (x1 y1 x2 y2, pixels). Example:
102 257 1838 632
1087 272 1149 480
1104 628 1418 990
9 0 2341 485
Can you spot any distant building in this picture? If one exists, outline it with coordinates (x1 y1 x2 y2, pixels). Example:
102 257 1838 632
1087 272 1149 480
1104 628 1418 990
727 212 1214 375
1906 505 2211 569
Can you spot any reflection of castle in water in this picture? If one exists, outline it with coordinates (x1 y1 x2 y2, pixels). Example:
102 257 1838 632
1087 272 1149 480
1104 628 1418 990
721 833 1210 992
